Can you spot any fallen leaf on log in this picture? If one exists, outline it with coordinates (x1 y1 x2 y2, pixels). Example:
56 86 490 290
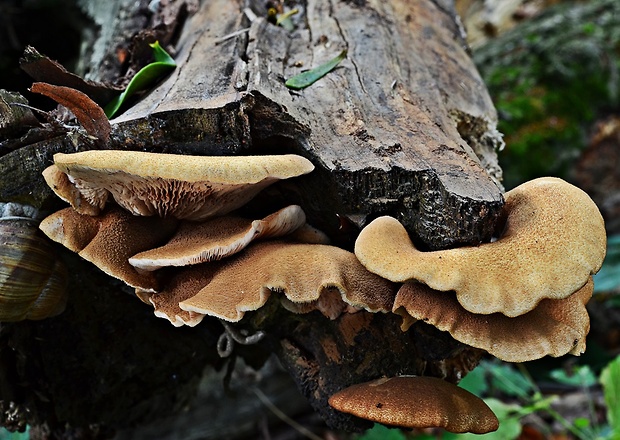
30 82 111 144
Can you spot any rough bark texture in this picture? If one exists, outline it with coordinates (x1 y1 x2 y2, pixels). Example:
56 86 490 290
0 0 503 437
109 0 505 249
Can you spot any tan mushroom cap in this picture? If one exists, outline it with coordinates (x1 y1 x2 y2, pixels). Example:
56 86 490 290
178 241 396 322
47 151 314 219
128 205 307 271
280 287 350 320
138 264 220 327
39 207 177 292
328 376 499 434
393 279 593 363
43 165 103 216
355 177 606 317
286 223 331 244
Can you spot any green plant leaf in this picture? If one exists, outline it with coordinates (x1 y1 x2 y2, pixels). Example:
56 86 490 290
573 417 591 429
457 398 523 440
0 426 29 439
594 235 620 293
105 41 176 118
354 424 407 440
285 50 347 90
487 362 535 399
550 365 598 388
600 355 620 436
459 364 489 396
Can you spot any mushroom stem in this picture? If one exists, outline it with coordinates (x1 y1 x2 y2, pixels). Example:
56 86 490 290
216 321 266 358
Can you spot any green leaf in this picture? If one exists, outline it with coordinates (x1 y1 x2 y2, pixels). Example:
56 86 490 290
459 364 489 396
354 424 407 440
276 8 298 31
0 426 30 439
573 417 591 429
594 235 620 293
456 398 523 440
487 363 535 399
105 41 176 118
601 355 620 436
285 50 347 90
550 365 598 388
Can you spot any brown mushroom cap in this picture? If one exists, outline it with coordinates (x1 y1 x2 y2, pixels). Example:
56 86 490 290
355 177 606 317
138 264 220 327
39 207 177 292
393 279 593 362
48 151 314 219
279 287 350 319
328 376 499 434
128 205 306 271
178 241 396 322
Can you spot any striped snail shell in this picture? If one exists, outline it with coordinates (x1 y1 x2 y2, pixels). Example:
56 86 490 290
0 202 68 322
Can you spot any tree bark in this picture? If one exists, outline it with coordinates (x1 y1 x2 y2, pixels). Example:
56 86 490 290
109 0 504 249
0 0 504 437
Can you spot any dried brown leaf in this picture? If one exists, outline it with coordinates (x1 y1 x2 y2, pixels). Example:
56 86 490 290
30 82 111 143
20 46 121 105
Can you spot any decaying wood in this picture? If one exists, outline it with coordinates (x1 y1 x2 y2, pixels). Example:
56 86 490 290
263 308 485 431
0 0 505 436
109 0 504 249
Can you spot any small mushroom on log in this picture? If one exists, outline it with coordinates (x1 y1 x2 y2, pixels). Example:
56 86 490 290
328 376 499 434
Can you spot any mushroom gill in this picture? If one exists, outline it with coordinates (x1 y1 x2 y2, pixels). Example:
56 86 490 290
45 151 314 219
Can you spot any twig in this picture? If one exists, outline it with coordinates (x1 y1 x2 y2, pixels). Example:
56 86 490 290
253 388 324 440
216 321 266 357
215 27 251 45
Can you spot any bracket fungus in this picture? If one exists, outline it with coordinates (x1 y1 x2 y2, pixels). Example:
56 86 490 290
39 207 178 292
44 151 315 220
393 279 593 363
138 264 219 327
178 241 396 322
355 177 606 317
328 376 499 434
128 205 307 271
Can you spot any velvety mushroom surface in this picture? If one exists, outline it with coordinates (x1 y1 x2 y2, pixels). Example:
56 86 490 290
328 376 499 434
393 279 593 363
138 264 220 327
129 205 307 271
355 177 606 317
45 151 315 220
39 207 177 292
178 241 396 322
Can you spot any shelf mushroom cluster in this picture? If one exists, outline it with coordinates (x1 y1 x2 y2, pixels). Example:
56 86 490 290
355 177 607 363
39 150 395 327
37 153 605 435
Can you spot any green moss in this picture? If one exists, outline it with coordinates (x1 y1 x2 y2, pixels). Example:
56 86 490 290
473 0 620 188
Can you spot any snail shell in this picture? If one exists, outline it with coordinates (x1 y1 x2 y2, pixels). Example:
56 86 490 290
0 203 68 322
